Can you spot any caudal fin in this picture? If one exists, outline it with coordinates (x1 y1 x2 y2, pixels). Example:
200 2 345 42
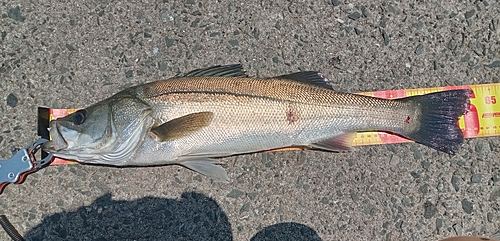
399 89 471 154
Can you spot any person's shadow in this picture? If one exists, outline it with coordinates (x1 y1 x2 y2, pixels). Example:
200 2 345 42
24 192 322 241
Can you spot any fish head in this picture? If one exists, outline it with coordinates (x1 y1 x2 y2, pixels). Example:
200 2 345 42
44 93 153 164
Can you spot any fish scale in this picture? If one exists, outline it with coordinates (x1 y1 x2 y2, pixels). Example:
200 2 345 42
140 77 411 132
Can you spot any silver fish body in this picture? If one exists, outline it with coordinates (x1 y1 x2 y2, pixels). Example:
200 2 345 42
44 65 470 181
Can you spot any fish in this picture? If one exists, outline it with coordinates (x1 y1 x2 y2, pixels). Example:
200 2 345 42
43 64 471 182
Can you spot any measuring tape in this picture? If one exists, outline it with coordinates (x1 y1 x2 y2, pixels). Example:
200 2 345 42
352 83 500 146
39 83 500 165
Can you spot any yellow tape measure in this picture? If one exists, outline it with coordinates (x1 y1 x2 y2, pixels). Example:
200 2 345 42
352 83 500 146
45 83 500 164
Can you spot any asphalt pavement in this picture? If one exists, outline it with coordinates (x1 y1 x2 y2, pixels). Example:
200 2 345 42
0 0 499 240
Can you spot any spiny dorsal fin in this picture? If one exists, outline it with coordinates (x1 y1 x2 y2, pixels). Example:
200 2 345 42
310 132 356 152
151 112 214 142
274 71 333 89
182 64 247 77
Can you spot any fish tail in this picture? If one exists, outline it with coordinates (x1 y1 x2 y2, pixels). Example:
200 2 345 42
399 89 471 154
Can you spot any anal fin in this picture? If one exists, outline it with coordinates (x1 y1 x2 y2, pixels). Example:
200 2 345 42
310 132 356 152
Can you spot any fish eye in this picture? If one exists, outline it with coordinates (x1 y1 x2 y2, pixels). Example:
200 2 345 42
73 109 87 125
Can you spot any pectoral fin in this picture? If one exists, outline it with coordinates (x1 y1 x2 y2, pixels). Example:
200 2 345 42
178 158 229 182
310 132 357 152
151 112 214 142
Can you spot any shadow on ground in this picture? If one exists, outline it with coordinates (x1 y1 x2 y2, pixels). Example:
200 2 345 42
24 192 321 241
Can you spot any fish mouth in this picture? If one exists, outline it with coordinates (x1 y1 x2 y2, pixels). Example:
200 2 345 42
43 121 69 152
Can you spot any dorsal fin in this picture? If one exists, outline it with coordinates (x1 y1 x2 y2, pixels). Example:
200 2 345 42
182 64 247 77
274 71 333 89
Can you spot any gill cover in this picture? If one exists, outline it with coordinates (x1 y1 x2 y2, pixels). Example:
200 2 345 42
44 91 153 164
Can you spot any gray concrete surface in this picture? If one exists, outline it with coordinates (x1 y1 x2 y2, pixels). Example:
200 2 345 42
1 0 499 240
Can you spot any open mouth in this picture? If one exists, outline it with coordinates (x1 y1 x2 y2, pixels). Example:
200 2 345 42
43 121 69 151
